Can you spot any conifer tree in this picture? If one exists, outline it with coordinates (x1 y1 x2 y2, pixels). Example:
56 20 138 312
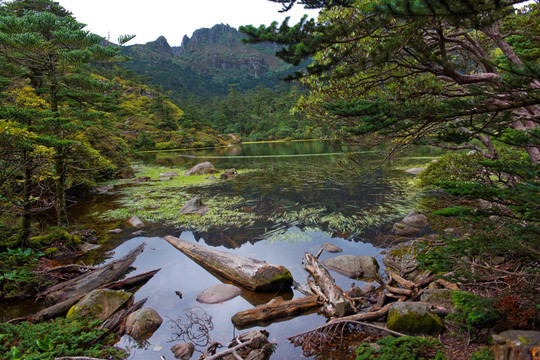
0 0 130 228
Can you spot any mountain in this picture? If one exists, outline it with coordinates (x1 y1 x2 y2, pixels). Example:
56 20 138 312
121 24 304 101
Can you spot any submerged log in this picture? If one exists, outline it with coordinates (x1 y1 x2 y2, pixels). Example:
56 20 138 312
164 235 292 292
304 252 353 317
231 296 321 328
39 243 145 305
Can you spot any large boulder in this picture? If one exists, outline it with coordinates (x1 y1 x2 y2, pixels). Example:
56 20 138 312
492 330 540 360
322 255 379 279
66 289 132 320
392 211 429 237
386 302 443 334
126 306 163 341
179 196 210 215
382 240 431 283
185 162 218 176
420 289 455 309
196 284 242 304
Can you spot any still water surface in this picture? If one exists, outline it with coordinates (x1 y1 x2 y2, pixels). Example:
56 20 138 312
7 141 442 359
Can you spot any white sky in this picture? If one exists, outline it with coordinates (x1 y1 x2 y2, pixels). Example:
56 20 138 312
56 0 318 46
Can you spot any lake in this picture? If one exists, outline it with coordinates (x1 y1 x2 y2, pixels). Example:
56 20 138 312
6 140 443 359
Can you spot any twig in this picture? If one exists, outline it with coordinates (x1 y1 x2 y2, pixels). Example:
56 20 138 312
469 261 540 278
202 338 254 360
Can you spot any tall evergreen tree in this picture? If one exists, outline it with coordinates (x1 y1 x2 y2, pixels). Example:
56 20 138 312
0 0 129 228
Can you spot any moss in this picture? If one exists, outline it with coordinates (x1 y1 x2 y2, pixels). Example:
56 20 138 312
30 227 82 248
387 306 444 334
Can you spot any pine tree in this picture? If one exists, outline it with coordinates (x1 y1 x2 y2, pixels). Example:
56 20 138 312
0 0 129 227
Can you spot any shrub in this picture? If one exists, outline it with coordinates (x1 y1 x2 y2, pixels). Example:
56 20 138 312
355 336 446 360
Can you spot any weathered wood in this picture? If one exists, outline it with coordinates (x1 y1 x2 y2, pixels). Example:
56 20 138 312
27 266 157 323
99 297 148 336
39 243 145 305
329 303 393 323
304 252 352 317
100 269 161 291
164 236 292 292
231 296 320 328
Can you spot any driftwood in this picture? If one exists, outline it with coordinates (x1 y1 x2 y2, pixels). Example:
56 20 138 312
231 296 321 328
304 252 352 317
99 269 161 291
99 297 148 336
39 243 145 305
164 235 292 292
329 303 393 324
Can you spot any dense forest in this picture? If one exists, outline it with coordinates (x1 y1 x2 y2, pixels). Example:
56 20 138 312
0 0 538 359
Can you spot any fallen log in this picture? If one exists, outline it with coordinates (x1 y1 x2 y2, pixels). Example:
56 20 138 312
164 236 292 292
329 303 393 324
304 252 352 317
39 243 145 305
99 269 161 291
231 296 321 328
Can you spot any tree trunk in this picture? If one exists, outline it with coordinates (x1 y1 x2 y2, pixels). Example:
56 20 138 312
54 154 68 227
164 235 292 292
304 252 353 317
231 296 320 328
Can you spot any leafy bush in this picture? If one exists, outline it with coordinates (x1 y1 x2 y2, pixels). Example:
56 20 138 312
355 336 446 360
448 292 501 339
0 317 125 360
0 248 44 298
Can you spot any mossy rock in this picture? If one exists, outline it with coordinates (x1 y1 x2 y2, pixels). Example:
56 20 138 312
420 289 455 308
382 240 431 283
66 289 132 320
387 302 444 334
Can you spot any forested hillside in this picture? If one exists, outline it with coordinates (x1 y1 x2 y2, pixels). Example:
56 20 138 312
121 24 316 140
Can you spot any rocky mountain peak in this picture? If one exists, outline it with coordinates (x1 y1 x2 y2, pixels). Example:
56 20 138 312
146 35 173 56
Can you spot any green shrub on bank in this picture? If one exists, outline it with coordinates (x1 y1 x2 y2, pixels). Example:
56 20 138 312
0 317 125 360
0 248 44 299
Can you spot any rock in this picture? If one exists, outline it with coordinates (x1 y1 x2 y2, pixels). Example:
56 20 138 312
91 184 114 194
321 243 343 253
132 230 145 236
179 196 210 215
420 289 455 308
492 330 540 360
108 228 122 234
382 240 431 283
171 342 195 359
66 289 132 320
126 306 163 341
220 168 238 179
386 302 443 334
185 161 218 176
392 211 429 237
322 255 379 279
196 284 242 304
78 242 100 253
226 330 271 360
128 215 145 228
404 167 426 174
402 211 429 228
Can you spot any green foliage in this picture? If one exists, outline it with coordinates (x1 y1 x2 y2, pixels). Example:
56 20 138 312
448 292 501 338
0 247 44 298
0 317 126 360
355 336 446 360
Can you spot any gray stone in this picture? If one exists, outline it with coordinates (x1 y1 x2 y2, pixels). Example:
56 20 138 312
171 342 195 359
382 240 431 283
401 211 429 228
160 171 179 178
386 302 443 334
392 222 423 237
420 289 454 308
66 289 132 320
185 161 218 176
179 196 210 215
492 330 540 360
128 215 145 228
108 228 122 234
126 306 163 341
322 255 379 278
321 243 343 253
404 167 426 174
196 284 242 304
